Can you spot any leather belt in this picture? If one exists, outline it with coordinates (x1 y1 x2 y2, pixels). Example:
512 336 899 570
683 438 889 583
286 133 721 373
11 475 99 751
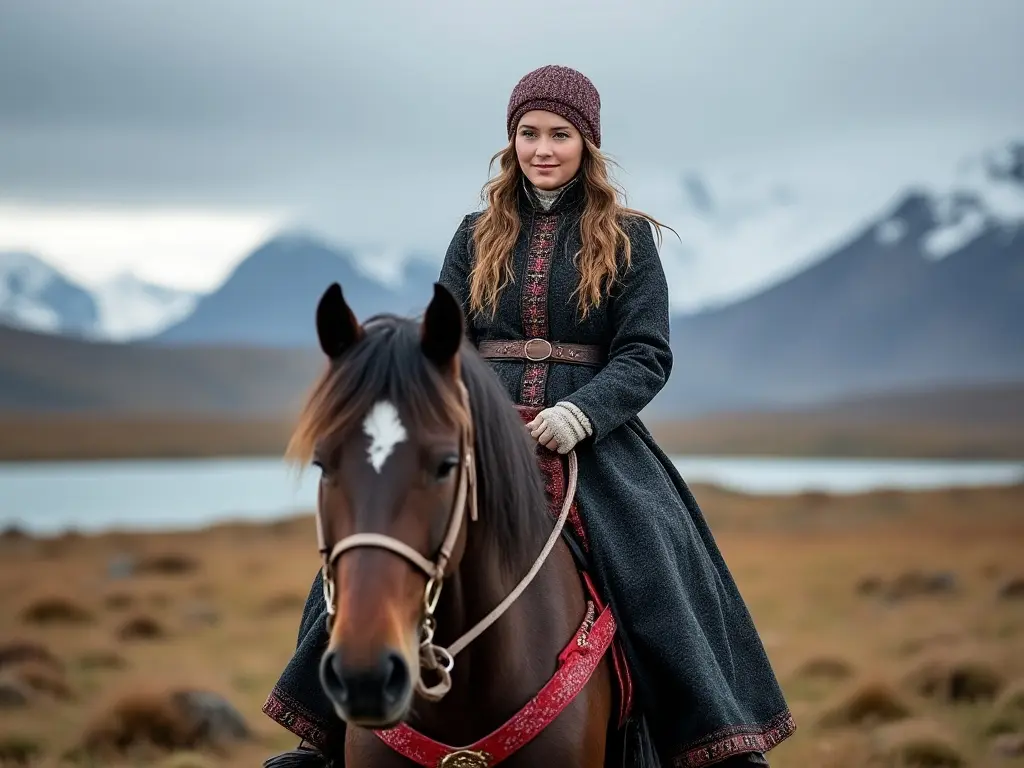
477 339 605 367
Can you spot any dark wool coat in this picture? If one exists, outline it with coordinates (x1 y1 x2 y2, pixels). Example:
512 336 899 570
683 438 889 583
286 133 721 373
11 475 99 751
437 179 794 766
261 177 794 768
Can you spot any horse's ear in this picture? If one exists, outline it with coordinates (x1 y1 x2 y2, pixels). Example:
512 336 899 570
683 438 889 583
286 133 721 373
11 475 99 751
316 282 363 359
421 283 463 368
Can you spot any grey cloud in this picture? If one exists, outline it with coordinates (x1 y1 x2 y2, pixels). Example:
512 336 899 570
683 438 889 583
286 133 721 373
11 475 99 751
1 0 1022 245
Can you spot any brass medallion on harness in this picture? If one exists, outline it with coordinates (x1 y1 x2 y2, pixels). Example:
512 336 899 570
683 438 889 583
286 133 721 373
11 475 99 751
438 749 491 768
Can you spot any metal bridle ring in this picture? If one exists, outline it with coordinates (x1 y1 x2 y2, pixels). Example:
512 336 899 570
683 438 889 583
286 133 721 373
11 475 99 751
433 646 455 674
424 576 443 615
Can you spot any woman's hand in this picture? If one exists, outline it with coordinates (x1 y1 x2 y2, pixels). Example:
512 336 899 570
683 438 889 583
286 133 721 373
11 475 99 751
526 402 592 454
526 412 561 452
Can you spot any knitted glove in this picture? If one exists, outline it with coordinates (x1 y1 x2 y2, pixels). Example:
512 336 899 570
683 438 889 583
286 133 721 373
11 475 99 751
527 401 593 454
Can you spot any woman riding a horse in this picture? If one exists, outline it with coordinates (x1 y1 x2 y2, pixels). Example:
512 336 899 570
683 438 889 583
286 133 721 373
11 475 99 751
263 65 794 767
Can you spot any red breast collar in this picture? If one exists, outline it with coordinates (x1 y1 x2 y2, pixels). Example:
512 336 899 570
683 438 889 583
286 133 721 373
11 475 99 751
373 597 616 767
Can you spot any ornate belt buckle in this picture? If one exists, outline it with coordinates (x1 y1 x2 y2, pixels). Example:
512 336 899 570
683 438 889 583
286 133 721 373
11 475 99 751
524 338 553 362
438 749 492 767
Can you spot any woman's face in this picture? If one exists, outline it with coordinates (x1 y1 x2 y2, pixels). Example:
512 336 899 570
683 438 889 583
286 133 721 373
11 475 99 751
514 109 584 190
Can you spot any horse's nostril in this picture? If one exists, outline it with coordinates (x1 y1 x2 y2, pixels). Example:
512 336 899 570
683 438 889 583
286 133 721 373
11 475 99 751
319 650 349 704
319 647 411 721
382 651 410 706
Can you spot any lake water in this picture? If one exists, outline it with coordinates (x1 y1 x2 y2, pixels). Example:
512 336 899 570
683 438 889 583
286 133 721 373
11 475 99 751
1 455 1022 536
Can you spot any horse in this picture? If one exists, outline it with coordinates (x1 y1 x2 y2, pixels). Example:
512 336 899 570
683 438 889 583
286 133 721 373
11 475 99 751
285 281 618 767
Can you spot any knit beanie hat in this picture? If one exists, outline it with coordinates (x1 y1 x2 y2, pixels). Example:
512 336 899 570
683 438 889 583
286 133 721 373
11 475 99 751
506 65 602 148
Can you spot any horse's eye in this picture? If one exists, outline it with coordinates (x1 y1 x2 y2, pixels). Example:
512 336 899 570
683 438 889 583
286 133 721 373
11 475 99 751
435 456 459 481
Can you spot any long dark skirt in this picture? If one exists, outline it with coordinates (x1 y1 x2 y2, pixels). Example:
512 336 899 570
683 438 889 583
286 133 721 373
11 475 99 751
568 416 794 766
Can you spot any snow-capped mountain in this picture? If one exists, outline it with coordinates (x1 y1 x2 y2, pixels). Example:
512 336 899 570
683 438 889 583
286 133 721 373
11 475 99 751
91 272 199 341
154 234 430 346
654 140 1024 314
880 141 1024 259
0 251 99 336
653 141 1024 415
0 252 198 340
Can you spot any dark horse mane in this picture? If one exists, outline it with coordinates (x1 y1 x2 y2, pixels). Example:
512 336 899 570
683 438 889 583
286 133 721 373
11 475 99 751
287 313 552 571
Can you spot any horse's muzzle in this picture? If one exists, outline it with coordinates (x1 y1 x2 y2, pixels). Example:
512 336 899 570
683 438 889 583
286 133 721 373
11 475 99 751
319 646 412 727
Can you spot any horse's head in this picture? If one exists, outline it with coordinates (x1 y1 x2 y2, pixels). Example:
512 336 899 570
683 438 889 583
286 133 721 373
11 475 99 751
290 282 475 728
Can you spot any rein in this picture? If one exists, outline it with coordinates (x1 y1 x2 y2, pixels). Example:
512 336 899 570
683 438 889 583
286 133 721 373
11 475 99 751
315 380 578 702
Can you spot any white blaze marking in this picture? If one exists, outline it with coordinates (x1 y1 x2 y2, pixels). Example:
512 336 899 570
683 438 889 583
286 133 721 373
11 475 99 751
362 400 407 473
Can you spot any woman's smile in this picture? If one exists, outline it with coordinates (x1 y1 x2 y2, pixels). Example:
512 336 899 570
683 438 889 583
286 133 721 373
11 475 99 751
515 109 583 190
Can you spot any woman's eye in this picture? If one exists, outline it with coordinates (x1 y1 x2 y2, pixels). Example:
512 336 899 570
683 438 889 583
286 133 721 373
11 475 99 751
434 456 459 481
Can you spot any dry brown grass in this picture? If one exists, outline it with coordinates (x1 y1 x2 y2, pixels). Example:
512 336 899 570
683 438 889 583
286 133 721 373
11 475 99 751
77 689 211 759
117 616 168 642
11 660 75 702
135 554 201 577
988 680 1024 736
0 733 43 766
650 413 1024 459
650 383 1024 459
0 414 294 462
76 649 128 672
819 680 916 729
103 592 135 611
19 598 94 626
0 641 62 671
903 653 1006 704
868 718 967 767
999 577 1024 601
793 655 857 683
255 592 307 618
0 676 31 708
1 483 1023 767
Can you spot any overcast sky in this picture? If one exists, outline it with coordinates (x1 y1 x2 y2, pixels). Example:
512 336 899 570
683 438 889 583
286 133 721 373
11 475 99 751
1 0 1022 299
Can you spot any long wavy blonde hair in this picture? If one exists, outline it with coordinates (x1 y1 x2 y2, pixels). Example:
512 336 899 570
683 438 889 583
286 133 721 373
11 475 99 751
468 138 674 320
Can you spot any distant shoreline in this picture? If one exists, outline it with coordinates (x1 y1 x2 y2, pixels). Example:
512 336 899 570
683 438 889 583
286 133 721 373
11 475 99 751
1 411 1022 462
0 413 293 462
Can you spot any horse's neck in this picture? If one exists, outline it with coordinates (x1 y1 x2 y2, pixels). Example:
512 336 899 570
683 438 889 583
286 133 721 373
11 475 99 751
433 525 529 665
413 515 585 742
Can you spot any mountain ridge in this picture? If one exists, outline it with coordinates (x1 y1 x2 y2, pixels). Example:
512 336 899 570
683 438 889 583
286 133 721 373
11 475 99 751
153 234 435 347
0 251 198 340
655 183 1023 415
0 251 99 336
2 140 1021 416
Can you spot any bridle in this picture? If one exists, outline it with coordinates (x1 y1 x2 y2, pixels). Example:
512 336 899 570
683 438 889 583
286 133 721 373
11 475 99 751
314 378 577 702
